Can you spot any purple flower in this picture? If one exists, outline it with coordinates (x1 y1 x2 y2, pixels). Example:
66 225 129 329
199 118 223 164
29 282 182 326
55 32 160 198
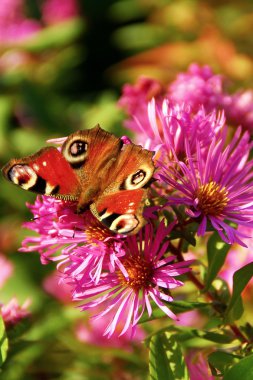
146 98 225 154
69 221 192 337
168 63 225 113
20 195 125 283
0 0 41 43
1 298 31 327
0 254 13 288
42 0 80 25
160 128 253 246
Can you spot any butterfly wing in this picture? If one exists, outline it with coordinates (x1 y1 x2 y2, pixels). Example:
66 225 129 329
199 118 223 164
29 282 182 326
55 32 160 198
2 147 81 200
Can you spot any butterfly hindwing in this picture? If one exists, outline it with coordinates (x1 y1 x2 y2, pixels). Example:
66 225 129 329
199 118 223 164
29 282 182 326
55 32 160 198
90 189 148 235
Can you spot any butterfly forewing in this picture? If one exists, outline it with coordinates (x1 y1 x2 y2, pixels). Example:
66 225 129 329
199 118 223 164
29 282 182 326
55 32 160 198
2 147 81 200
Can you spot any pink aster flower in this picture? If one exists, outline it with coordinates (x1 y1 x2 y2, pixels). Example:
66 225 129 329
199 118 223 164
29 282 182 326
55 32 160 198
76 313 145 350
118 76 164 140
0 254 13 288
145 98 225 154
69 220 192 337
0 0 41 43
42 0 80 25
223 90 253 132
168 63 225 113
160 128 253 246
1 297 31 327
20 195 125 283
43 271 72 303
185 350 214 380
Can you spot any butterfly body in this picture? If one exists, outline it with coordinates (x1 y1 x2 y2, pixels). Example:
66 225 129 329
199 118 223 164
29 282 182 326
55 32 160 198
2 125 155 235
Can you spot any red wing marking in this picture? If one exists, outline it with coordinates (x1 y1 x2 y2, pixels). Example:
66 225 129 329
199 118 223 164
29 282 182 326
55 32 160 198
95 189 145 214
30 148 80 195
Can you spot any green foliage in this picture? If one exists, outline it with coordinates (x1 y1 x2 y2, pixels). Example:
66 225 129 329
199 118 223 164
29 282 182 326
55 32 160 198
224 262 253 323
223 354 253 380
204 232 231 291
0 316 8 367
149 332 189 380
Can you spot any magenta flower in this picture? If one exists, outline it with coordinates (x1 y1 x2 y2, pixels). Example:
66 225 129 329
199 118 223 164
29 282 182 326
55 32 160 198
0 0 41 43
168 63 224 113
0 254 13 288
160 128 253 246
20 195 125 283
1 298 31 327
224 90 253 132
43 271 73 303
69 221 192 337
185 350 214 380
76 313 145 350
146 98 225 154
42 0 80 25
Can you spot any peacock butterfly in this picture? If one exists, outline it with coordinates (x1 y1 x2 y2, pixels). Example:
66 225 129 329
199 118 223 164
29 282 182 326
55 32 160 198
2 125 155 235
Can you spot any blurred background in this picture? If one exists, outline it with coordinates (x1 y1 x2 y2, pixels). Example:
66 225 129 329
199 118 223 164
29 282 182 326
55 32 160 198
0 0 253 379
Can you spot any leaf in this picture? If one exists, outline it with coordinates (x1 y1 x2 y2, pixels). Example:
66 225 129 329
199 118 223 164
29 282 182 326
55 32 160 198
224 262 253 323
223 354 253 380
149 332 189 380
208 351 241 376
204 232 231 291
21 19 84 51
0 316 8 367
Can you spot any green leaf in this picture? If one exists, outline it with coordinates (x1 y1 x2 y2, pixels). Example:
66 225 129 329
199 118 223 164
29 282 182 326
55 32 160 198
223 354 253 380
0 316 8 367
204 232 231 291
208 351 241 376
149 332 189 380
21 19 84 52
224 262 253 323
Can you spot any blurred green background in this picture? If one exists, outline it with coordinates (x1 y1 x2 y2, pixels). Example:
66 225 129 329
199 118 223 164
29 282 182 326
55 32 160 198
0 0 253 379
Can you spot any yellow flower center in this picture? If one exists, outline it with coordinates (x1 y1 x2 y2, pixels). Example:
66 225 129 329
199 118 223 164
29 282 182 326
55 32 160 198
118 255 154 291
85 225 113 244
196 181 229 216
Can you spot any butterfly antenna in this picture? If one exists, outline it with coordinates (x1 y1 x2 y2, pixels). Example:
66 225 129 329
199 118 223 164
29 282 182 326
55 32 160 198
31 212 56 221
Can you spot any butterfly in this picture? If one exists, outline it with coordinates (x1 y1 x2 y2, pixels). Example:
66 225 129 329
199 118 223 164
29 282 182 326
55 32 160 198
2 125 155 235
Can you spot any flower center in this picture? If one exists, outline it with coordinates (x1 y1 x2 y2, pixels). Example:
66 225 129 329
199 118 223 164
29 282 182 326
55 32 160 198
118 256 154 291
85 225 113 244
196 181 228 216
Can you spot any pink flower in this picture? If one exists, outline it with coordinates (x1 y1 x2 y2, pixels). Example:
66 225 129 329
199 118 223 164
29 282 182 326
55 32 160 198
20 195 125 283
118 76 164 141
43 271 72 303
145 98 225 154
185 350 214 380
0 254 13 288
1 298 30 327
224 90 253 132
160 128 253 246
69 221 192 337
168 63 224 113
76 313 145 350
42 0 80 25
0 0 41 43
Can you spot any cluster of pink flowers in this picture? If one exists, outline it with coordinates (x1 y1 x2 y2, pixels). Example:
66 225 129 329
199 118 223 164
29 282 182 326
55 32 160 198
119 63 253 133
0 0 79 44
21 64 253 341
